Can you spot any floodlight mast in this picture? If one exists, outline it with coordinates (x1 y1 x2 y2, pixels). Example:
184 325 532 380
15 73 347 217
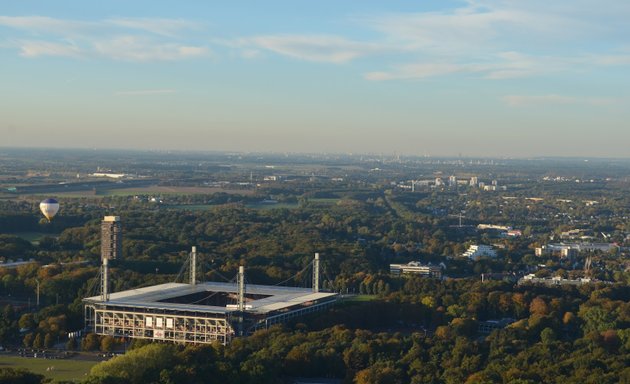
238 266 245 311
237 265 246 336
313 253 320 293
101 258 109 302
190 246 197 286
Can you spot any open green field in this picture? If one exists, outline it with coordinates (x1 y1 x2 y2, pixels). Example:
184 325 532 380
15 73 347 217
12 232 57 245
344 294 378 302
24 186 255 198
96 186 254 196
169 204 217 211
245 198 340 210
246 202 299 210
309 198 340 205
0 355 98 382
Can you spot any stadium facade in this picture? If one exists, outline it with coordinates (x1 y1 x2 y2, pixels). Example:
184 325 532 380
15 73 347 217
84 224 337 345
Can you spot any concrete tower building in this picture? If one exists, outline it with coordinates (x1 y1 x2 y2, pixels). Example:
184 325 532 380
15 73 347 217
101 216 122 260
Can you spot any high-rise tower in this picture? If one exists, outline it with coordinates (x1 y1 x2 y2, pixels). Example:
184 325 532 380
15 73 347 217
101 216 122 260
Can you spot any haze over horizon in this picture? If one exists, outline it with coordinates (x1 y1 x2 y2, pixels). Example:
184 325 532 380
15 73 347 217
1 1 629 157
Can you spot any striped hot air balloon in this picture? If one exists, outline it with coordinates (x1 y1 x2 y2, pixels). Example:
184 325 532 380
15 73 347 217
39 198 60 221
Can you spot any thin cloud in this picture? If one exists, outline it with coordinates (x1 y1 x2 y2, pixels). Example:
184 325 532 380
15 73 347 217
361 0 630 81
93 36 207 61
2 2 629 77
240 35 388 63
503 94 618 107
17 39 83 58
365 63 463 81
115 89 177 96
0 15 94 35
105 18 200 37
0 15 208 62
364 51 551 81
593 54 630 66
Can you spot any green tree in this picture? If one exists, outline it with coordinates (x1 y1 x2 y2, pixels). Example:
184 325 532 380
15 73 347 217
22 333 34 348
32 333 43 349
579 305 617 333
0 368 45 384
354 362 403 384
18 313 35 330
81 333 100 351
89 343 177 384
44 333 54 348
540 328 556 345
100 335 115 352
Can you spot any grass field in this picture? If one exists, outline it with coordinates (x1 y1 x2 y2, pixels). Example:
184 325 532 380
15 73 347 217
11 232 57 245
0 355 98 382
246 202 299 210
344 294 379 302
169 204 217 211
309 198 340 205
97 186 255 196
27 186 255 198
244 198 340 210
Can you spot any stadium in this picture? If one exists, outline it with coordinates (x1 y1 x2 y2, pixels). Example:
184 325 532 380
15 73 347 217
83 236 337 345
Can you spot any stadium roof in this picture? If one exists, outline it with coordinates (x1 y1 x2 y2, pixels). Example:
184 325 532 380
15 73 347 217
83 281 337 315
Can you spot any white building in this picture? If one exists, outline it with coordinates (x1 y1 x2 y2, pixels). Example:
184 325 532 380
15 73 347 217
389 261 443 279
462 245 497 261
477 224 512 231
535 243 618 258
91 173 126 179
518 274 592 287
470 177 478 187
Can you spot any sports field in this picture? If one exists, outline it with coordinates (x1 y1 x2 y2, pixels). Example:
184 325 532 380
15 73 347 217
0 355 98 382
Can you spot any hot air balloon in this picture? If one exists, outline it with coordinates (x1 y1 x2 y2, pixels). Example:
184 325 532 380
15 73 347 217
39 198 60 221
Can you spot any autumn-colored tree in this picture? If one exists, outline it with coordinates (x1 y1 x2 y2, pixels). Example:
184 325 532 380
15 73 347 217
529 297 549 317
32 333 43 349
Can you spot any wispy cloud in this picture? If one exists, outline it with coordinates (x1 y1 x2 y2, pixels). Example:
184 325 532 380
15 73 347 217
17 39 83 58
105 18 200 37
360 0 630 80
1 1 629 78
503 94 618 107
115 89 177 96
364 51 558 81
0 15 208 62
0 15 93 35
236 35 387 64
93 36 207 61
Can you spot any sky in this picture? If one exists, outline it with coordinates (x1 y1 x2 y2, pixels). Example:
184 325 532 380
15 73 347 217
1 0 629 157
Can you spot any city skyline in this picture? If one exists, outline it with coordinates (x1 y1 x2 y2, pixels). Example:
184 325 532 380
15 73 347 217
1 1 629 158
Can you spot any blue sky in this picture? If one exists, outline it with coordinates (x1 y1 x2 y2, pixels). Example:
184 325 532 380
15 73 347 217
1 0 629 157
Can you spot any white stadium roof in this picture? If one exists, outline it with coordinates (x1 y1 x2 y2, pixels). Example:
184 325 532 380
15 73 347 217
84 281 337 315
